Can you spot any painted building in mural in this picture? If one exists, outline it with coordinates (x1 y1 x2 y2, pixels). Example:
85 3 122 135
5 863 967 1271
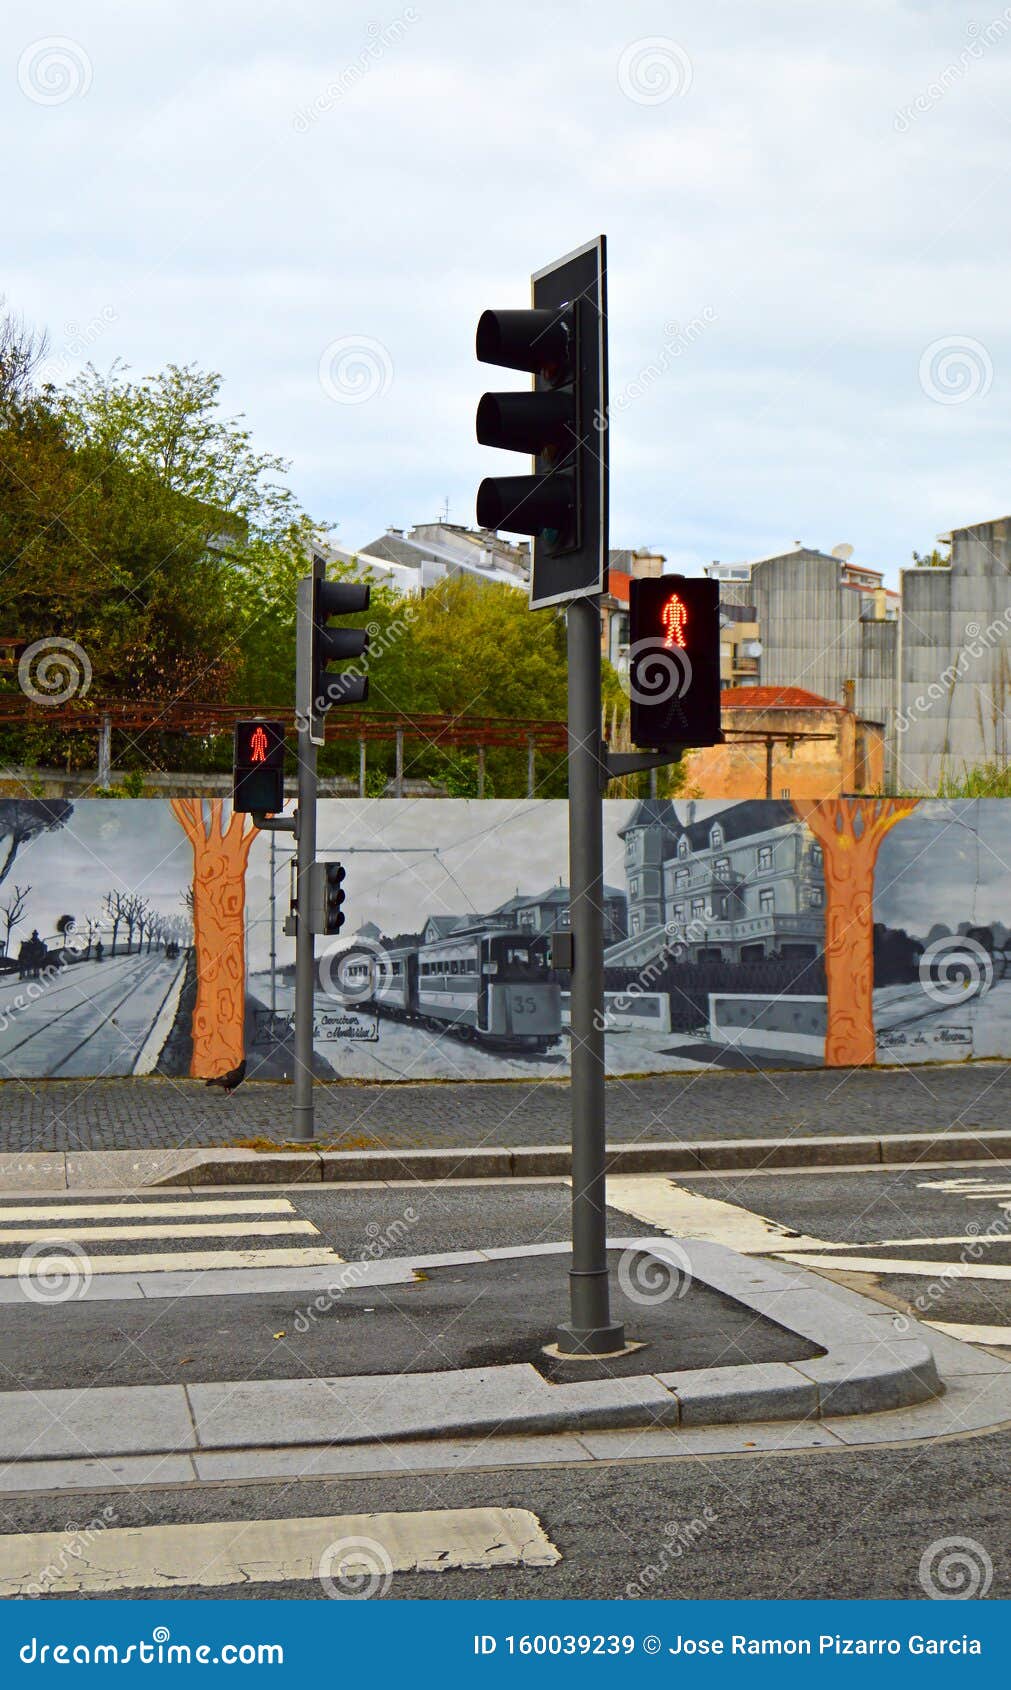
612 799 823 968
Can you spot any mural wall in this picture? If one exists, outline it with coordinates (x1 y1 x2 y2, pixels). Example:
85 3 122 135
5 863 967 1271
0 795 1008 1082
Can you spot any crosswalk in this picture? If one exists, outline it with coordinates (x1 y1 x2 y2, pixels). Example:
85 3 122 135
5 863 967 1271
0 1192 343 1293
0 1507 561 1596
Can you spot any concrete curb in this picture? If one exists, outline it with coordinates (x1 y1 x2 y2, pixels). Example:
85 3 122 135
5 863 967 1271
0 1242 948 1489
3 1130 1011 1192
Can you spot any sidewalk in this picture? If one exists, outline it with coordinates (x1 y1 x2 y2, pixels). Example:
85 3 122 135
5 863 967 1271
0 1062 1008 1153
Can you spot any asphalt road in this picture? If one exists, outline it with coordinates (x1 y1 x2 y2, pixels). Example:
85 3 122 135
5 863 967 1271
4 1163 1011 1600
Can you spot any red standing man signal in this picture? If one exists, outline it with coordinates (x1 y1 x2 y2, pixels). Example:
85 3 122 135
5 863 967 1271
249 725 269 763
661 592 688 650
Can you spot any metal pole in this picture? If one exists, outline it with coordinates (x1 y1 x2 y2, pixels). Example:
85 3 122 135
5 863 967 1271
269 830 277 1019
359 738 367 798
527 735 536 797
477 745 485 798
395 728 404 798
556 596 624 1356
292 723 317 1141
765 736 774 800
97 715 111 787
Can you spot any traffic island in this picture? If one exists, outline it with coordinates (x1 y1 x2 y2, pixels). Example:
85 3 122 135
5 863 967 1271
0 1240 957 1496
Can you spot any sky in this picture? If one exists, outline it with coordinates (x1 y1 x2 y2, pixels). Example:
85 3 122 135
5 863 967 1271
7 1 1011 585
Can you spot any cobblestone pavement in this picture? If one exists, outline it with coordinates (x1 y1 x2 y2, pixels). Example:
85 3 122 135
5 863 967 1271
0 1061 1007 1151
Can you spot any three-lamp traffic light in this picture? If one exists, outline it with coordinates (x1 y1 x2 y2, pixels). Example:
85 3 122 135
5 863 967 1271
628 576 723 751
475 237 608 609
307 860 347 936
298 554 370 745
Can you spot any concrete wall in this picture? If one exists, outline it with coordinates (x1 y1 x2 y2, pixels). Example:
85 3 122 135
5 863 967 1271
898 520 1011 792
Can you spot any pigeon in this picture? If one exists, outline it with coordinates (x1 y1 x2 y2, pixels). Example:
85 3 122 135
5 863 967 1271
205 1059 246 1095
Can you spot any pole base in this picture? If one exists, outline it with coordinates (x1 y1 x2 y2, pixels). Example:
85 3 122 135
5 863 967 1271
554 1319 627 1358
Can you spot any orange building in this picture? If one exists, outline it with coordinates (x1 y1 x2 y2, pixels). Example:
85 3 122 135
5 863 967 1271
685 685 885 799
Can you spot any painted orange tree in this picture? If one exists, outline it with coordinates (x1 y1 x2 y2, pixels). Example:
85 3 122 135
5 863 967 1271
793 797 919 1066
170 798 258 1078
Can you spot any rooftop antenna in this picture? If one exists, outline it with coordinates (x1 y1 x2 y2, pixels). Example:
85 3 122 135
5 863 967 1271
441 495 451 524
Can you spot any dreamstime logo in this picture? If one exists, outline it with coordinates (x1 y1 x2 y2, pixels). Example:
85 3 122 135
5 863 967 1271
319 935 392 1005
617 38 693 104
319 336 393 405
18 37 92 105
18 1239 93 1304
918 336 993 405
918 1536 993 1599
18 638 92 705
618 1243 693 1305
624 637 693 707
319 1535 394 1600
919 935 994 1005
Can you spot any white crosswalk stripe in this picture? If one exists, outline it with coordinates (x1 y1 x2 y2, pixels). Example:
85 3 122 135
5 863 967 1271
0 1508 561 1595
0 1192 343 1286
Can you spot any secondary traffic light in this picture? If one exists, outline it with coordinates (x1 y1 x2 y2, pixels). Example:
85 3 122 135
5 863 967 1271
307 860 347 936
232 719 286 814
628 576 723 750
297 554 370 745
476 236 608 609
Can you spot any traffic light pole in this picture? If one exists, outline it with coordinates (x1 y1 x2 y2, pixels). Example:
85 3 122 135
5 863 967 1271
292 717 317 1142
556 595 625 1357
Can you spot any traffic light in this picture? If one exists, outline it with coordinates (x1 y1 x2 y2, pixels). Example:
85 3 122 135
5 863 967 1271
307 860 347 936
298 555 370 745
476 236 608 609
628 576 723 750
233 719 286 813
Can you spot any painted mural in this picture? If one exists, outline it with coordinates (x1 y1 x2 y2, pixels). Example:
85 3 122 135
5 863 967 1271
0 795 1008 1082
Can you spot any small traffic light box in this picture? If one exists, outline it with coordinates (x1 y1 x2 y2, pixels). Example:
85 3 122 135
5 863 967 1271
476 236 608 609
297 556 370 746
307 861 347 936
233 719 286 814
628 576 723 751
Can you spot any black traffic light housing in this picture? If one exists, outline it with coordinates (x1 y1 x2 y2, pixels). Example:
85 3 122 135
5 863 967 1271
307 860 347 936
298 555 371 745
476 237 608 609
628 576 723 751
233 719 286 814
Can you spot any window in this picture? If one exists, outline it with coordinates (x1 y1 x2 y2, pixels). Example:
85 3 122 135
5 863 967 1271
810 843 823 867
809 888 824 909
757 845 773 871
631 913 640 934
629 879 639 899
714 857 730 880
759 889 775 914
678 837 690 859
709 823 724 848
672 903 685 922
691 898 705 918
674 868 689 888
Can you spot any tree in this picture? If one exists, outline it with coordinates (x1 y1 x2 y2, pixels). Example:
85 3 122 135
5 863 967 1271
0 299 49 418
103 890 128 958
794 798 919 1065
0 884 30 958
0 801 73 889
61 361 303 543
170 799 258 1078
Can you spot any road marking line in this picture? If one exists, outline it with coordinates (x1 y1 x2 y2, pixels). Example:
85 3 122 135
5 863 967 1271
0 1507 560 1594
0 1200 297 1222
929 1321 1011 1345
0 1221 318 1245
3 1247 341 1277
788 1234 1011 1252
604 1175 828 1253
779 1252 1011 1282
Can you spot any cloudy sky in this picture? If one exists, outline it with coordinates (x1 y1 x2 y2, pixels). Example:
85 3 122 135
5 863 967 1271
8 1 1011 583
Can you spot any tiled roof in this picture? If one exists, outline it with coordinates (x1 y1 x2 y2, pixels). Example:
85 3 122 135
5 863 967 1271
721 686 842 710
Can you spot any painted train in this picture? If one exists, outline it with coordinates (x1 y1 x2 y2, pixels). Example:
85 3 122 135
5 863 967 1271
343 924 563 1052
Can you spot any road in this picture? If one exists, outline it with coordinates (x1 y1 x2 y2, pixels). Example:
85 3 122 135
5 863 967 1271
0 953 185 1080
1 1161 1010 1599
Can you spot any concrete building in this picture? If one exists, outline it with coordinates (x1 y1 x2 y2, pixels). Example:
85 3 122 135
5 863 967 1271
358 523 530 591
494 884 627 948
897 515 1011 792
608 799 824 968
707 544 899 782
600 547 666 666
686 685 886 799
